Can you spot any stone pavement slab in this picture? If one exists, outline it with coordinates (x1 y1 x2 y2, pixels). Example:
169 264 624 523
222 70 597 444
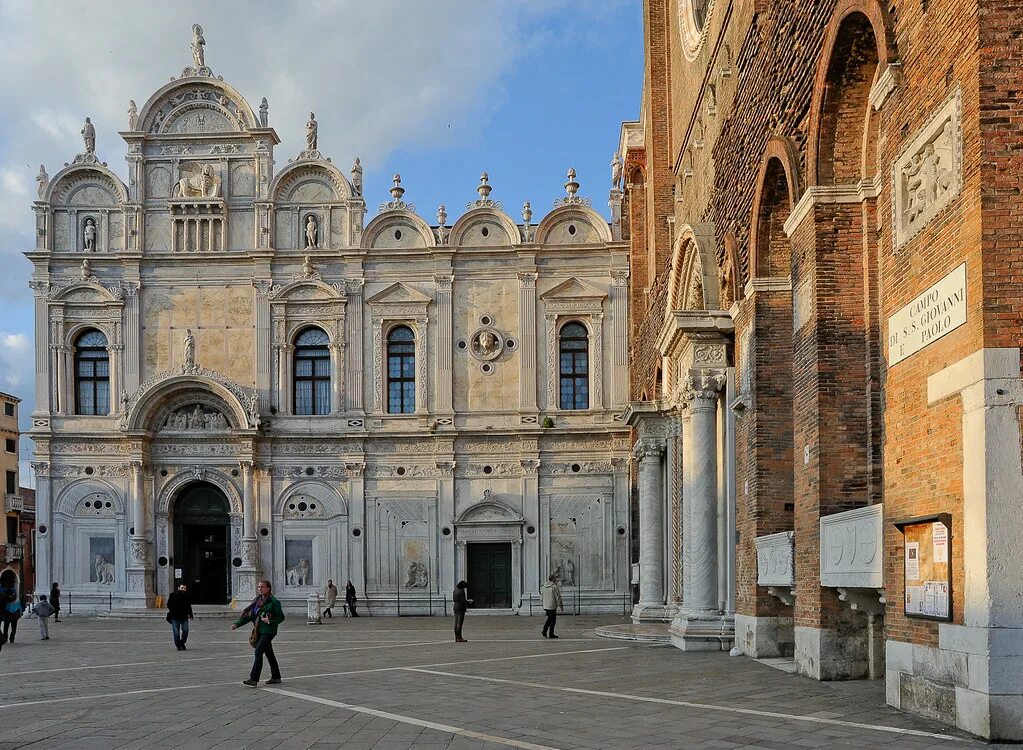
0 615 1007 749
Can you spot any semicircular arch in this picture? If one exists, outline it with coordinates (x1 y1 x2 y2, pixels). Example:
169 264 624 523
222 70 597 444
535 205 612 245
448 207 520 247
362 209 436 250
275 480 348 518
157 470 242 517
54 479 125 517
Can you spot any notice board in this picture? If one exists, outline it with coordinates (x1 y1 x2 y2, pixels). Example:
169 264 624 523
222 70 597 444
894 514 952 621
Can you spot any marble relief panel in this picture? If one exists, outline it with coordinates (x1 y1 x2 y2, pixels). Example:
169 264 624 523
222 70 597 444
452 279 519 412
144 214 172 252
228 210 253 250
547 493 610 590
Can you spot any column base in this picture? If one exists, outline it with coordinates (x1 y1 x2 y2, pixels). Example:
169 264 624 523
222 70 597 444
122 567 154 609
794 625 871 680
734 614 794 658
669 609 735 651
631 602 671 623
234 567 259 601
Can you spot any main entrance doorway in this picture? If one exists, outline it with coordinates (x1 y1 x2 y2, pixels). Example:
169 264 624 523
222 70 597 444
466 542 512 609
173 482 230 605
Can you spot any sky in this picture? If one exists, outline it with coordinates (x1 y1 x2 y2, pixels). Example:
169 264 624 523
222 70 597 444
0 0 643 480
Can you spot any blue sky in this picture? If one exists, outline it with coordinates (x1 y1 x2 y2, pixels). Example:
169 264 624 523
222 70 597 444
0 1 643 476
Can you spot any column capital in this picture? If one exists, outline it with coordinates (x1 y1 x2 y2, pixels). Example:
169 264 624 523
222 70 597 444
633 438 665 460
520 458 540 475
518 272 538 288
684 369 726 411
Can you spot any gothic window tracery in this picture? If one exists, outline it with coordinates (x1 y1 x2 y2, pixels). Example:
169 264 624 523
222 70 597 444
558 322 590 410
386 326 416 414
74 329 109 415
293 327 331 416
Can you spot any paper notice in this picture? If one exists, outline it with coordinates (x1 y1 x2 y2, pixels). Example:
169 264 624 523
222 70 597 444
932 523 948 564
905 542 920 580
934 582 949 618
906 585 925 615
923 582 937 616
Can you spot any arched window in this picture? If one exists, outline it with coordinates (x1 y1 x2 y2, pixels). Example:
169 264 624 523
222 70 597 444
75 330 109 415
386 326 416 414
293 327 331 415
559 322 589 410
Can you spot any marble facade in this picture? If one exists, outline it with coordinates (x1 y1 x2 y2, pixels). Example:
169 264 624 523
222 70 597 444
26 35 631 613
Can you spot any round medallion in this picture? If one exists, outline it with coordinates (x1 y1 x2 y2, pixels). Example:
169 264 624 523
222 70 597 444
469 327 504 362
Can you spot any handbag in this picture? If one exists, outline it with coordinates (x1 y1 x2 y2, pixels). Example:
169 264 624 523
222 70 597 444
248 624 259 648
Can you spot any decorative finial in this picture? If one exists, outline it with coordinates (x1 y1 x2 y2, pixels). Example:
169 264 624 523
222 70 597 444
477 172 492 200
390 174 405 202
437 204 448 226
522 201 533 224
127 100 138 131
564 168 579 197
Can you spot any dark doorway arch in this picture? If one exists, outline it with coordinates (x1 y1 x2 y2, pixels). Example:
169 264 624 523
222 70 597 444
173 482 230 604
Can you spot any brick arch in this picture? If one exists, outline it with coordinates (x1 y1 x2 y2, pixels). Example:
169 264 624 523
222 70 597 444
748 136 800 280
806 0 895 186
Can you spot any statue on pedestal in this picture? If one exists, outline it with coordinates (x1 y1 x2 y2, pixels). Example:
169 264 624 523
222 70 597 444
259 97 269 127
127 100 138 130
351 157 363 196
183 328 195 367
81 117 96 154
190 24 206 68
306 112 318 151
36 165 49 200
83 218 97 252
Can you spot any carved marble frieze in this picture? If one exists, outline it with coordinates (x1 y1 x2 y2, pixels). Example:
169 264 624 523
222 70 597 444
819 504 883 588
159 404 229 432
894 89 963 249
755 531 795 587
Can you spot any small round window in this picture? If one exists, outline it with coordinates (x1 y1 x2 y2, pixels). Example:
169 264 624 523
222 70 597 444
396 466 407 476
481 226 490 238
568 224 577 236
394 229 402 240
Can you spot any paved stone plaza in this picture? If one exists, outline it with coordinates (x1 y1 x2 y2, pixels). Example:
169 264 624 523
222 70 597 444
0 614 1003 749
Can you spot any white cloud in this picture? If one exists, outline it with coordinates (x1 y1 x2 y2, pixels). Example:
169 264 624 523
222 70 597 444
0 332 32 392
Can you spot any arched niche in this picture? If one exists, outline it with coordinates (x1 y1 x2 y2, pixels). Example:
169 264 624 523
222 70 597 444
749 140 800 280
665 224 720 313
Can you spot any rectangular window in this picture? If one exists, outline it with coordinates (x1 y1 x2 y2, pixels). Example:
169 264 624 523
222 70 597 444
5 470 15 495
4 438 14 453
3 402 13 417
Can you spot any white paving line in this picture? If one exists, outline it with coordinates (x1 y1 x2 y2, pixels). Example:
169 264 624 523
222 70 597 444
403 668 969 743
0 646 628 711
265 687 559 750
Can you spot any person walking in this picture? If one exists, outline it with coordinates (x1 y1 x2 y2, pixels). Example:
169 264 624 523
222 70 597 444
323 580 338 618
540 574 565 639
231 579 285 687
344 580 359 617
166 584 194 650
452 580 473 643
50 583 61 622
35 595 55 640
2 586 23 644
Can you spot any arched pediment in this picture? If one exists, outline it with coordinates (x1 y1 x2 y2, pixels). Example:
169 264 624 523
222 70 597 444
51 281 121 304
535 205 612 245
448 207 520 247
122 365 258 432
156 469 243 516
45 161 128 207
268 277 345 302
270 159 353 203
362 209 436 250
55 479 125 518
276 480 348 519
137 78 258 135
454 499 524 526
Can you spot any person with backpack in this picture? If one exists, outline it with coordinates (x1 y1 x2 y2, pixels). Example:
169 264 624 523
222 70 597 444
231 579 285 687
35 595 55 640
344 580 359 617
2 585 23 644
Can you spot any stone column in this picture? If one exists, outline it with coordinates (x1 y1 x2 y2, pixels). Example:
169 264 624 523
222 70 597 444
436 461 456 598
347 279 365 412
237 460 258 598
124 461 153 608
610 271 629 407
520 459 541 601
435 275 454 415
108 344 122 416
415 316 429 415
632 437 668 622
30 282 50 413
347 463 367 595
123 284 140 395
253 281 272 411
671 371 732 650
518 272 538 411
32 463 51 599
329 343 342 413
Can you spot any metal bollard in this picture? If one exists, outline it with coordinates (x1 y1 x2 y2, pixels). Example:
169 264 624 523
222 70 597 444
306 592 322 625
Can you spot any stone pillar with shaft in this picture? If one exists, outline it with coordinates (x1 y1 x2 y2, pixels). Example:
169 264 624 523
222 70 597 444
124 461 154 608
626 401 669 623
236 460 259 600
671 370 733 649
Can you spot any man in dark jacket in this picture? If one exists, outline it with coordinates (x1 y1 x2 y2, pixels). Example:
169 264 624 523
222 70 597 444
345 580 359 617
232 579 286 687
452 580 473 642
166 584 194 650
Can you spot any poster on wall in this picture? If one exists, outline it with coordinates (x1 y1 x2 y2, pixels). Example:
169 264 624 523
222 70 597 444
284 538 313 587
895 514 952 621
90 537 116 584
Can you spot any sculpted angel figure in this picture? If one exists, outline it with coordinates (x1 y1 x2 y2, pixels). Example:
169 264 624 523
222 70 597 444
306 112 318 150
190 24 206 68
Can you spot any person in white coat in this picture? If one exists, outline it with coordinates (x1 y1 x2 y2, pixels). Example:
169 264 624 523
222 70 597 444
540 575 565 638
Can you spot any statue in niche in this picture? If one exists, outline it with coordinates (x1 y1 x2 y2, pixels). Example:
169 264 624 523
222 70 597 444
173 163 221 199
81 117 96 154
259 97 269 127
36 164 48 199
305 215 319 248
305 112 318 151
127 100 138 130
611 152 623 188
94 555 115 584
82 218 97 252
183 328 195 367
404 561 429 589
190 24 206 68
351 157 363 196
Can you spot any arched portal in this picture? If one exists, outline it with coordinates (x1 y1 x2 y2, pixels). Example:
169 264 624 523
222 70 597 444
173 482 231 604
